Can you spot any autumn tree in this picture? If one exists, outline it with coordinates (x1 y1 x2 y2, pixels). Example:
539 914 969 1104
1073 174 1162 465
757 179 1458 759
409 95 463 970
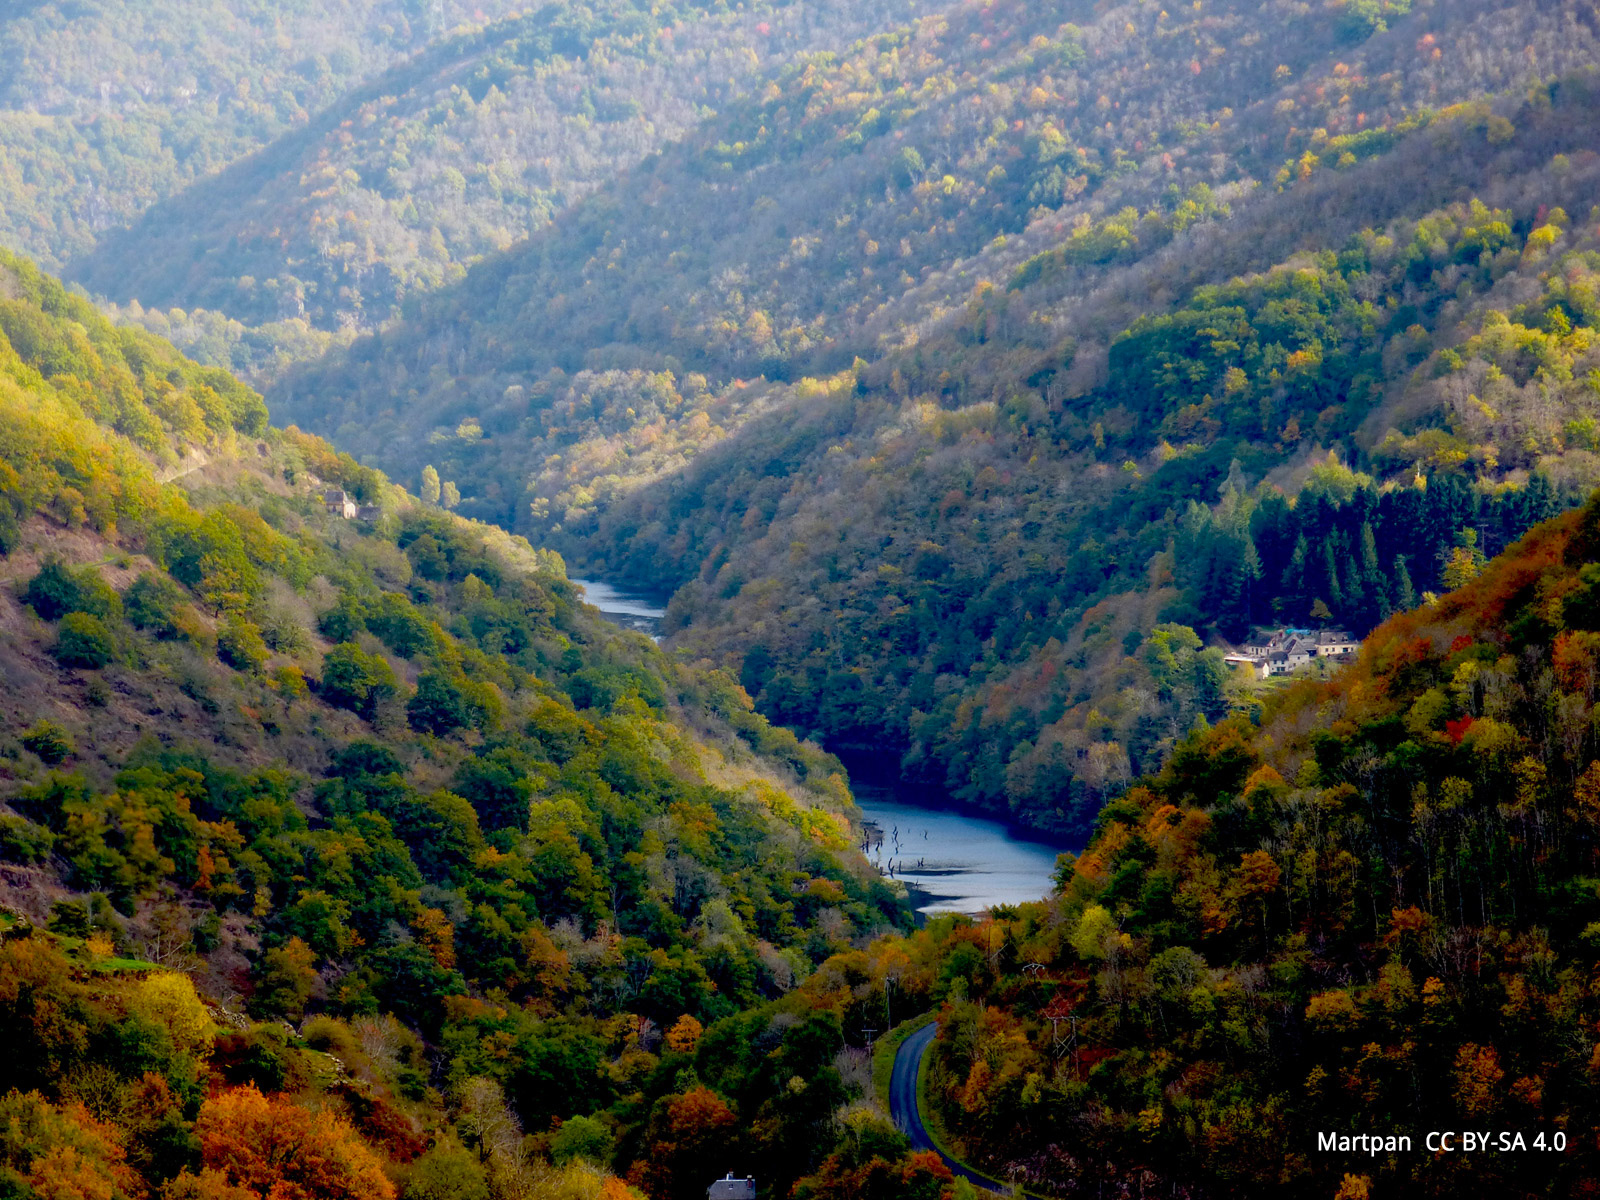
188 1085 395 1200
627 1087 738 1200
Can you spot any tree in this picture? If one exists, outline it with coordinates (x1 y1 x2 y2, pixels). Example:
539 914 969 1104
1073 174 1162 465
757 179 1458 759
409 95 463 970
217 617 269 672
20 721 73 765
24 559 119 621
440 482 460 510
130 973 217 1059
550 1116 614 1167
664 1014 703 1054
1392 555 1416 612
1441 527 1487 591
251 937 318 1020
125 573 186 638
627 1087 738 1200
54 613 115 668
190 1085 395 1200
0 1091 138 1200
794 1120 954 1200
319 643 396 719
401 1141 488 1200
420 466 441 505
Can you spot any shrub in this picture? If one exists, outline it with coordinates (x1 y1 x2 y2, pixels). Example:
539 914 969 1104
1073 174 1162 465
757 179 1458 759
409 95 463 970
217 616 269 672
20 719 73 764
23 559 120 621
54 612 115 668
260 611 310 655
0 815 55 863
124 572 187 638
272 665 309 698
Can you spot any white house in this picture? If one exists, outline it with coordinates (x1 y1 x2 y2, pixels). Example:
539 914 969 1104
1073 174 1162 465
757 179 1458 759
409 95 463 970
1315 629 1358 657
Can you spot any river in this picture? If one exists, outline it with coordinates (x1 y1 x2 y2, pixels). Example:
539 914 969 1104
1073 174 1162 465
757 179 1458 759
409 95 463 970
571 577 668 637
575 577 1066 916
853 787 1064 917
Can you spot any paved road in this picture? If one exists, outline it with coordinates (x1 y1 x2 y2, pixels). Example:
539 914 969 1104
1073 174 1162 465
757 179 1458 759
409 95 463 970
889 1022 1012 1194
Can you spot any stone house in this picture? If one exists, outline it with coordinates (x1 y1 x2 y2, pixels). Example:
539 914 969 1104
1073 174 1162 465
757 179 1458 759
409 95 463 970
323 489 358 518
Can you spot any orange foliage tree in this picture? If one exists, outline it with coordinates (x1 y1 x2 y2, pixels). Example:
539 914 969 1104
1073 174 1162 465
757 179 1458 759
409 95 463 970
626 1086 737 1200
0 1092 138 1200
793 1147 953 1200
183 1085 395 1200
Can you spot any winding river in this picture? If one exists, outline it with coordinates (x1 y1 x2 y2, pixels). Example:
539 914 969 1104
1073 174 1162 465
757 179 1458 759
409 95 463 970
574 577 1066 915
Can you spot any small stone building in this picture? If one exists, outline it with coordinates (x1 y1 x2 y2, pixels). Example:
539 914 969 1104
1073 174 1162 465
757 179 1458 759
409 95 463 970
323 489 357 518
707 1175 756 1199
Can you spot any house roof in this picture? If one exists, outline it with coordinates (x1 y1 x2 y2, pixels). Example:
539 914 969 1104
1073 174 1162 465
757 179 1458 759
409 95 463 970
708 1176 757 1199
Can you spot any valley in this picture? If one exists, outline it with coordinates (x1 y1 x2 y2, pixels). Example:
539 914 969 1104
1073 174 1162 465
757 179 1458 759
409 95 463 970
0 0 1598 1197
577 572 1069 916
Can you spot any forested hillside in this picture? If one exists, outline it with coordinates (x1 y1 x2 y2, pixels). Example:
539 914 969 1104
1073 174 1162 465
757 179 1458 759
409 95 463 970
269 0 1600 836
272 0 1600 500
0 0 530 270
0 252 971 1200
68 0 932 344
634 118 1600 837
816 492 1600 1196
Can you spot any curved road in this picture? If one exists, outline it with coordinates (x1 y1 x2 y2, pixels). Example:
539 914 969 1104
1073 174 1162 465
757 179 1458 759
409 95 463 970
890 1022 1012 1194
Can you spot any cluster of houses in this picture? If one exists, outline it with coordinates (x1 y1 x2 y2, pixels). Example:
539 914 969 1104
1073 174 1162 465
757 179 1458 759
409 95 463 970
1223 626 1358 679
321 488 382 522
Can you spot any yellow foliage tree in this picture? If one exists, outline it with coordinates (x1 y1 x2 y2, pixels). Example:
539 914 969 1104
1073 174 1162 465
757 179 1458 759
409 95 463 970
130 972 217 1058
665 1014 703 1054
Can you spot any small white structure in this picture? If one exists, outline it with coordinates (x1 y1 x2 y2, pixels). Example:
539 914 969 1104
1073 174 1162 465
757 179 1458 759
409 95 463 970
708 1175 756 1199
1224 653 1269 680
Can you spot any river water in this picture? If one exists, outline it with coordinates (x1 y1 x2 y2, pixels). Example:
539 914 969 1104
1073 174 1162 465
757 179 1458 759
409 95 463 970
854 788 1063 916
571 577 668 637
574 577 1065 915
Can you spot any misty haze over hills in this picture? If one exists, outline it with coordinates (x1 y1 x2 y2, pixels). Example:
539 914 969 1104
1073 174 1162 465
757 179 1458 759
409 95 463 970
0 1 1597 1196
